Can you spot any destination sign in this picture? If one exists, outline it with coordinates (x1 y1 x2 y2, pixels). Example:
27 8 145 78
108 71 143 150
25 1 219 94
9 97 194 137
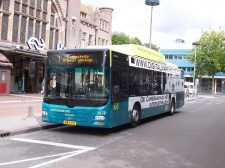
57 54 94 63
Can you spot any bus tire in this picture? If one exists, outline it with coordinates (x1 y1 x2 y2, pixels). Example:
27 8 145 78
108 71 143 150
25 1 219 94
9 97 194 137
168 99 175 116
130 104 140 128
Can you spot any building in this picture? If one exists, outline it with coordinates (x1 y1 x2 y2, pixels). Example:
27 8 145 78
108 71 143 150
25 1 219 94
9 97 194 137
0 0 113 94
80 4 113 47
161 40 225 94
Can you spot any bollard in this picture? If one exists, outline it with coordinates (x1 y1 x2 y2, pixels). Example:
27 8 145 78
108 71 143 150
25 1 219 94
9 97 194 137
28 106 35 118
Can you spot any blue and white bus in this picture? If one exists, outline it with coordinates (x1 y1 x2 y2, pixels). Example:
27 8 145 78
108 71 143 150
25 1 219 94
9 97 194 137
42 44 184 128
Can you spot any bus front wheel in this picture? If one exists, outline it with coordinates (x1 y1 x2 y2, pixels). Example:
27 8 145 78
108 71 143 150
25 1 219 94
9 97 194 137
130 105 140 128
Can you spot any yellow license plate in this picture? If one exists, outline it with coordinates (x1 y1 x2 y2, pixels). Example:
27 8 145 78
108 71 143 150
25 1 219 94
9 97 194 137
63 120 76 125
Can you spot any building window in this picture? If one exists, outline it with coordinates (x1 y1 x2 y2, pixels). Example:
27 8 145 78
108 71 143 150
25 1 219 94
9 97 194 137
102 39 105 46
42 12 47 20
14 2 20 11
28 19 34 38
1 14 9 40
36 9 41 18
12 14 19 42
30 0 35 6
88 34 92 46
98 37 101 45
50 14 55 26
22 4 27 14
29 7 34 16
49 4 60 49
43 0 48 11
49 28 54 49
55 30 59 46
20 16 27 43
35 21 40 39
41 23 46 41
0 71 7 82
100 20 103 29
3 0 10 11
37 0 42 9
80 12 87 19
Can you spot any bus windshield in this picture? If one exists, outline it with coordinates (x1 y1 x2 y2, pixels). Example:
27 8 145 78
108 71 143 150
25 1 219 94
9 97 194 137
44 50 110 106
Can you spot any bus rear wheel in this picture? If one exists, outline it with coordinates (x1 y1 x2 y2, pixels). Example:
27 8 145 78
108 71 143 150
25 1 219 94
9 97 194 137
168 99 175 116
130 105 140 128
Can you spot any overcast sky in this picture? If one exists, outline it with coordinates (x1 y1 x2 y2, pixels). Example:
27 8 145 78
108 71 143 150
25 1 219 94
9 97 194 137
81 0 225 49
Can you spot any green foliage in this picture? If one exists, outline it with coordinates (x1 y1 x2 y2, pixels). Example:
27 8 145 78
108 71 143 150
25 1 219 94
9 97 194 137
112 31 160 51
143 43 160 52
188 28 225 94
112 32 135 45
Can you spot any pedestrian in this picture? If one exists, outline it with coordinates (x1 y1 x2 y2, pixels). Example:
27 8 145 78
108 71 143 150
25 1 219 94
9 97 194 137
50 75 56 97
40 78 45 94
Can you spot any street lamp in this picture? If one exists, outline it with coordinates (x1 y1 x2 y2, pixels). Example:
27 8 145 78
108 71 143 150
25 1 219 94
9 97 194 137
145 0 159 49
192 41 200 96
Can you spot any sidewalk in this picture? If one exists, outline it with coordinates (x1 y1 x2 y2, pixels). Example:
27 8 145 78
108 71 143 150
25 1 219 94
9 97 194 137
0 93 211 138
0 94 61 137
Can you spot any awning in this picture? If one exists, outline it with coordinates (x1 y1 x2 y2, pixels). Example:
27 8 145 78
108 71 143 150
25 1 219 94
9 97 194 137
0 43 47 58
0 52 12 67
0 62 13 67
0 52 10 63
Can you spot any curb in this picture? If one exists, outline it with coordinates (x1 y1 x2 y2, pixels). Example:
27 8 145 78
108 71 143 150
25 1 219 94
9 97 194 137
1 124 63 138
185 96 204 102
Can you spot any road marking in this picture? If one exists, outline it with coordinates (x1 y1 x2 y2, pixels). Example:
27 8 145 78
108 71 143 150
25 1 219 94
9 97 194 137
0 151 76 166
11 138 95 150
10 94 43 99
30 149 91 168
0 100 42 103
0 138 96 167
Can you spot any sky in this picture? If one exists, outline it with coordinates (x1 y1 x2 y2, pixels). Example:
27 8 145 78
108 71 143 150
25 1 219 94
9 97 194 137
81 0 225 49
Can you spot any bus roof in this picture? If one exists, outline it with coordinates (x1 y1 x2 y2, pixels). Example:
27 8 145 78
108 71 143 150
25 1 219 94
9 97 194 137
166 62 178 68
87 44 167 64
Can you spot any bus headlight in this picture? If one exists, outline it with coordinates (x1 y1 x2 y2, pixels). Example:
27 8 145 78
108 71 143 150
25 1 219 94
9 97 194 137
42 111 48 115
95 115 106 120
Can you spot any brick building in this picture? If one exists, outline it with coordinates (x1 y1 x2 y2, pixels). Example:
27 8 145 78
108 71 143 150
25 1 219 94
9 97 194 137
0 0 113 94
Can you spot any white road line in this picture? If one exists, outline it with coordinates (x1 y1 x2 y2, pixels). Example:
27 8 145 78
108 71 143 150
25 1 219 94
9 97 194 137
0 100 42 103
11 138 95 150
0 151 76 166
8 138 96 168
9 94 43 98
29 149 92 168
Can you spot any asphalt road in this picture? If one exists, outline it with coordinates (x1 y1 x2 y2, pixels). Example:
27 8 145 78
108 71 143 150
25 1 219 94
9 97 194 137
0 95 225 168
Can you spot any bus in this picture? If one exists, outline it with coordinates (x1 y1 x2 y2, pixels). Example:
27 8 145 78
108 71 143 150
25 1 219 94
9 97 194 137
42 44 185 128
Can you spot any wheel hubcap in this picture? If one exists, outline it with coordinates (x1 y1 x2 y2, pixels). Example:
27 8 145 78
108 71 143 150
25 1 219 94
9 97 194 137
132 109 139 122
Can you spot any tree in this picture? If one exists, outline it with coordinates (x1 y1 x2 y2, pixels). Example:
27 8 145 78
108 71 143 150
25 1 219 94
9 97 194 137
143 43 160 52
112 32 136 45
188 28 225 94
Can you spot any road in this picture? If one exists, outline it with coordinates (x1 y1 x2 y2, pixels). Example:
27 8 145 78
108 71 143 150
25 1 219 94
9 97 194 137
0 95 225 168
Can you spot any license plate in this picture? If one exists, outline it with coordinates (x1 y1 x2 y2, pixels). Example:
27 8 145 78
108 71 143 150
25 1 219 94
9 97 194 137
63 120 76 125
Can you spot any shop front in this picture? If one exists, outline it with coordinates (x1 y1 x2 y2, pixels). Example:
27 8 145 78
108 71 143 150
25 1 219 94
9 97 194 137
0 42 46 94
0 53 13 95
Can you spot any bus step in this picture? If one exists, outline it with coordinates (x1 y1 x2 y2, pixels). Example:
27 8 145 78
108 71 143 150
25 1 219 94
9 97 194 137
0 130 10 138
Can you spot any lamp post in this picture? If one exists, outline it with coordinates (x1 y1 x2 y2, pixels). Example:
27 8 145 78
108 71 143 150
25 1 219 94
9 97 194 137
145 0 159 49
192 42 200 96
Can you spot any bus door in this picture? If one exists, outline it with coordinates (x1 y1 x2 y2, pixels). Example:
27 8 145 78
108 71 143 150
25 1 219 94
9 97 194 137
111 53 129 126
